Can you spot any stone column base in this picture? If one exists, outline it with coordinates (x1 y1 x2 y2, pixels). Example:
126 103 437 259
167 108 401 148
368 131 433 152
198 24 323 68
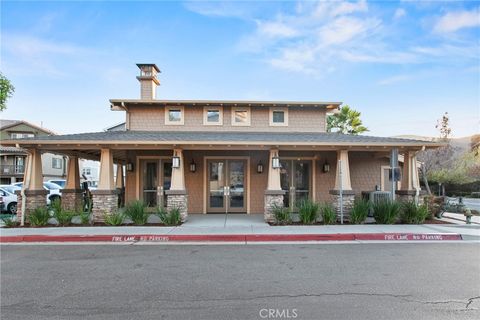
264 190 286 223
15 189 49 220
61 189 84 211
329 190 355 221
165 190 188 222
91 190 119 223
395 190 415 203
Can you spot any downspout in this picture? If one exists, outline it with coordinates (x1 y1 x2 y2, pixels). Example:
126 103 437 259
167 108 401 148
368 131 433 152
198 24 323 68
20 150 33 227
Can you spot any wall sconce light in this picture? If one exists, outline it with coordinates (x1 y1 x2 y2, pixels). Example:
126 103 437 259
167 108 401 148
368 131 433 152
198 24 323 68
126 163 134 172
257 161 264 174
272 155 281 169
172 156 181 169
189 159 196 173
322 160 330 173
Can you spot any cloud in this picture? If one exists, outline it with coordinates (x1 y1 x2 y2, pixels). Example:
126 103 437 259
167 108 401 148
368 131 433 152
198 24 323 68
189 0 480 76
2 34 98 77
377 74 412 85
257 20 298 38
433 8 480 33
394 8 406 19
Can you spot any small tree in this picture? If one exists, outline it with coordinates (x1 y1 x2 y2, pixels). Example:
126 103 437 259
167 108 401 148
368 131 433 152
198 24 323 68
327 105 368 135
418 112 455 195
0 73 15 111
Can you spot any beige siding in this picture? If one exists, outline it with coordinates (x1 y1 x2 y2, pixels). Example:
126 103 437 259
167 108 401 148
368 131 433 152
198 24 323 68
128 106 326 132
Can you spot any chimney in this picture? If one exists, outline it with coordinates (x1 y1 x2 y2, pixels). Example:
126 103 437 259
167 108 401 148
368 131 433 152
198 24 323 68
136 63 160 100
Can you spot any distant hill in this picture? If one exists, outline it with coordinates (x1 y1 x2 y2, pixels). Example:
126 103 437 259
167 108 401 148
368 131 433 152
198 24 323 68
393 135 477 154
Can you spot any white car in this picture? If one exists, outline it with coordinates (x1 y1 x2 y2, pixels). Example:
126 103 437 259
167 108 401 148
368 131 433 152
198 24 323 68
0 185 20 214
12 182 62 205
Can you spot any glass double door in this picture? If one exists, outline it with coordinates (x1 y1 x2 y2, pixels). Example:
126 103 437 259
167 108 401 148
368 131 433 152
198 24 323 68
208 159 247 213
141 159 172 208
280 160 312 211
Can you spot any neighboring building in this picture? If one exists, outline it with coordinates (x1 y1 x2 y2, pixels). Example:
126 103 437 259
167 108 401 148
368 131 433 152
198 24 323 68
0 120 66 184
4 64 442 222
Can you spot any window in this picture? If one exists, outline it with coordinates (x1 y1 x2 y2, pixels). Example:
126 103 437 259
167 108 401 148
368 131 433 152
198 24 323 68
10 133 35 139
269 107 288 126
165 106 184 125
203 106 223 125
231 107 251 126
52 158 63 169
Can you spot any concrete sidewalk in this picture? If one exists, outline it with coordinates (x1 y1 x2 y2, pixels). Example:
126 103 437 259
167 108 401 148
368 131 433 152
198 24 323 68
1 222 479 243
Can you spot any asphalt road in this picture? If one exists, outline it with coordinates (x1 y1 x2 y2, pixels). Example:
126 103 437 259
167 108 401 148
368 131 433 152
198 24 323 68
1 244 479 320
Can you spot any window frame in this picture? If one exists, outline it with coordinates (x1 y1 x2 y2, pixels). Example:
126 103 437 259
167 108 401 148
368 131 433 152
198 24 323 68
231 106 251 127
165 106 185 125
52 158 63 169
203 106 223 126
269 107 288 127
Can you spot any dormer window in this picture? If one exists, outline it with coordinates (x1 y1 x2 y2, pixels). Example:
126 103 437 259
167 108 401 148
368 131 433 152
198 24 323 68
165 106 184 125
269 107 288 126
203 106 223 125
232 106 251 126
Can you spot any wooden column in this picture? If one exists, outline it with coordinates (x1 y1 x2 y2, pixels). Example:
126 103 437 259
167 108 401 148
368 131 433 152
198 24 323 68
401 151 420 191
267 149 282 191
65 156 80 189
170 149 185 191
115 164 124 189
334 150 352 191
97 148 115 190
91 149 118 222
27 149 44 191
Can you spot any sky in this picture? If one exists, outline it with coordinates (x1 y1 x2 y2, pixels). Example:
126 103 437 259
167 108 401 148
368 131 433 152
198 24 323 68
1 0 479 138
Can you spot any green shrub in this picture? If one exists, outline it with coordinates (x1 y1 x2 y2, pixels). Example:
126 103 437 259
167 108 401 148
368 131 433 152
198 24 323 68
373 200 401 224
271 205 291 225
157 207 182 226
79 212 90 225
298 199 320 224
104 211 125 226
124 200 148 225
401 201 429 224
350 199 370 224
28 207 50 227
321 203 337 225
54 209 74 227
1 216 18 228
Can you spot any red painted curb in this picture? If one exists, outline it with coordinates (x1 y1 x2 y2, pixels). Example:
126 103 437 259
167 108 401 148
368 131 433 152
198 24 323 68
0 232 462 243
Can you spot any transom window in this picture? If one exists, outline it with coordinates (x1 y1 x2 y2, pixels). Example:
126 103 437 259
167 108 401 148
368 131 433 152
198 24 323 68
269 107 288 126
231 107 251 126
165 106 184 125
203 106 223 125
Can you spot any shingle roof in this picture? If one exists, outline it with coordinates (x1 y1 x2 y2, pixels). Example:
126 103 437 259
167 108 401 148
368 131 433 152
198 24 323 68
0 146 26 154
4 130 442 147
0 119 21 129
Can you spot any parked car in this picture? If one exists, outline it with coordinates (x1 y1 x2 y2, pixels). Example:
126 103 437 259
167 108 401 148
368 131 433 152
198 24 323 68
0 185 20 214
12 182 62 205
48 179 66 188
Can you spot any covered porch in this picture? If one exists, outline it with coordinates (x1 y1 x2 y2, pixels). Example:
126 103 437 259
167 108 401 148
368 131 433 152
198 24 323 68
2 131 441 224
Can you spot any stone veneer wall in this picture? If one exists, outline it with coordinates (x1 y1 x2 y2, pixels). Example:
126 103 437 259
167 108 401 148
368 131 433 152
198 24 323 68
15 190 49 220
264 192 285 223
329 191 355 221
91 190 119 223
166 192 188 222
61 189 84 211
